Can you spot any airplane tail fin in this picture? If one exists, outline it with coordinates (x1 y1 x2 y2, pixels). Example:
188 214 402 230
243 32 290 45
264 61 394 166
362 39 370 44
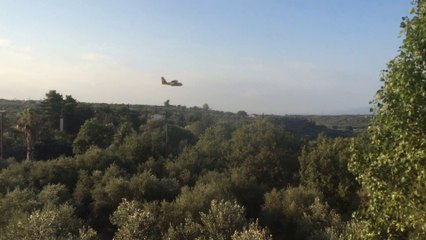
161 77 167 84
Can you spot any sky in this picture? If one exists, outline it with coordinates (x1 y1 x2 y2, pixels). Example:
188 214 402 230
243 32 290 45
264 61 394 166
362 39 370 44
0 0 412 114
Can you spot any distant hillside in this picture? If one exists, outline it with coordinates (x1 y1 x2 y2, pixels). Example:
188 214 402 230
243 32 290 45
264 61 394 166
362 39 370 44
0 98 369 139
298 115 371 134
0 99 39 114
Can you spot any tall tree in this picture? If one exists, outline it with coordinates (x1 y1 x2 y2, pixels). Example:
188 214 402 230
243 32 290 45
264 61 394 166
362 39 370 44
63 95 77 133
350 1 426 239
16 108 39 161
40 90 64 130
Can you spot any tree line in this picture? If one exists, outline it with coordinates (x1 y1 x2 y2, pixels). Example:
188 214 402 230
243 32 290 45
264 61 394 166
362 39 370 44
0 99 361 239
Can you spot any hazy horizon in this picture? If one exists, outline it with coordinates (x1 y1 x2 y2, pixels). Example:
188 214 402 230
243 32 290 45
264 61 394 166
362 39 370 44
0 1 411 115
1 95 373 116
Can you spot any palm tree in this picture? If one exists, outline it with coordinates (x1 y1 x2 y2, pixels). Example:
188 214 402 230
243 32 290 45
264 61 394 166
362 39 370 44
16 108 39 161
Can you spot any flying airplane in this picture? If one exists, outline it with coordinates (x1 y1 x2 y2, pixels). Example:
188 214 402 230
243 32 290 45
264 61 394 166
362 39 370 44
161 76 183 87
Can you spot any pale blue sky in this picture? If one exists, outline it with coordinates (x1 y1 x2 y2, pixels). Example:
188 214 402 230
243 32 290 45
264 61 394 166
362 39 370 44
0 0 411 114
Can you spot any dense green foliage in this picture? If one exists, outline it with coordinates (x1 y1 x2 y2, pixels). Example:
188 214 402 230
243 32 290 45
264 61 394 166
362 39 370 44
0 92 361 239
299 135 359 217
350 1 426 239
